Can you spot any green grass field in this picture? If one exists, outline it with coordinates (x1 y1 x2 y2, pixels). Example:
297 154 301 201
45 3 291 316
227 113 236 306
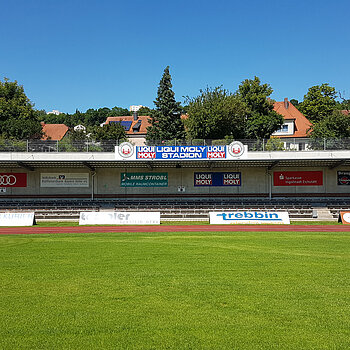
1 229 349 349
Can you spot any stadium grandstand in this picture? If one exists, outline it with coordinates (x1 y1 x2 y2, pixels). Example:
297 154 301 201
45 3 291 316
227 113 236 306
0 137 349 222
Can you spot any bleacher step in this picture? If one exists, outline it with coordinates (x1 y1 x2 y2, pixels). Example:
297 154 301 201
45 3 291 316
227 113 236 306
316 208 335 221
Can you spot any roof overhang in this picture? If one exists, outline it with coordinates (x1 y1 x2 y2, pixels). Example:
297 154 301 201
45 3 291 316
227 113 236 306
0 151 349 169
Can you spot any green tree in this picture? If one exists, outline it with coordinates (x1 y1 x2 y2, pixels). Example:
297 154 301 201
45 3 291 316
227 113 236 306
290 99 300 108
298 84 337 123
41 112 68 124
265 138 285 151
84 107 111 126
236 76 284 139
108 106 130 117
0 78 42 139
310 110 350 139
136 106 153 115
146 66 185 141
185 87 248 139
90 123 126 141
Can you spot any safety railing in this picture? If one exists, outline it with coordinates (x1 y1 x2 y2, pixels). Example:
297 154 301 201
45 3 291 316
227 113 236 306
0 138 350 152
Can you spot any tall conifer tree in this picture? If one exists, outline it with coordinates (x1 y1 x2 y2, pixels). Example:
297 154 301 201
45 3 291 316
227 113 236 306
146 66 185 142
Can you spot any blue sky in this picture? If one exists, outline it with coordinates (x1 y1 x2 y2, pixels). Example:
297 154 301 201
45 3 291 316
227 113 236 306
1 0 349 113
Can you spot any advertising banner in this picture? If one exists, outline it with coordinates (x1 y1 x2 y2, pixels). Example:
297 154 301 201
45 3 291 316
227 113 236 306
0 173 27 187
339 212 350 224
273 171 323 186
194 172 241 186
115 141 247 161
79 211 160 225
0 212 35 226
337 171 350 186
210 211 290 225
120 173 168 187
41 173 89 187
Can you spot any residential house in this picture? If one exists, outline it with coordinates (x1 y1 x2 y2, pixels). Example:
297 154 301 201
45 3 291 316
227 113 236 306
272 98 312 150
104 114 150 145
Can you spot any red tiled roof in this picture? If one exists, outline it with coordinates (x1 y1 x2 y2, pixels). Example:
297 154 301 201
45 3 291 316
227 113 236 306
105 115 188 135
105 116 150 134
41 123 69 141
273 99 312 138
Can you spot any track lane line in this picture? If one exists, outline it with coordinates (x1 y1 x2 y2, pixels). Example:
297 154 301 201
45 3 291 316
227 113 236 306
0 225 350 235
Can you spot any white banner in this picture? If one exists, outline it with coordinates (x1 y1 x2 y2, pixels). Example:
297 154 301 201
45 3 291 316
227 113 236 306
41 173 89 187
0 212 35 226
79 211 160 225
210 211 290 225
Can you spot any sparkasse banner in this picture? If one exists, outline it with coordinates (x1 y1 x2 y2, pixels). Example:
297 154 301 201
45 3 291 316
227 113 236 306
210 211 290 224
273 171 323 186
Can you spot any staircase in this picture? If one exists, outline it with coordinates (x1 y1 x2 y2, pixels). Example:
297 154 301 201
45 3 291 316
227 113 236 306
315 207 335 221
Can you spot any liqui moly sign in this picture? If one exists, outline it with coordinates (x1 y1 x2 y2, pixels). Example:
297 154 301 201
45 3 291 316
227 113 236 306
210 211 290 225
116 141 247 161
194 172 241 186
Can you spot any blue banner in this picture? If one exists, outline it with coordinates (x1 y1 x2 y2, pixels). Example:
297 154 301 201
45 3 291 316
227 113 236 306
194 172 241 186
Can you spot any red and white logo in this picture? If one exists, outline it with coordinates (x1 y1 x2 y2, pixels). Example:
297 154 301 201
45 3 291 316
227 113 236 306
118 142 134 158
0 173 27 187
228 141 245 157
339 176 350 185
343 212 350 223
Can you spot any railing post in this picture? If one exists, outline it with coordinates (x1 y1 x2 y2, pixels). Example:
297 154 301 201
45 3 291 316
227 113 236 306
324 138 326 150
26 140 29 152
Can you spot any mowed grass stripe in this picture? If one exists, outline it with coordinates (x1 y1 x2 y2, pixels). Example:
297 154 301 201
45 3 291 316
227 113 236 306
1 231 349 349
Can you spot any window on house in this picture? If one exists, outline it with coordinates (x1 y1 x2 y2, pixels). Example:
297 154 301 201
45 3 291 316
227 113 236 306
277 124 289 132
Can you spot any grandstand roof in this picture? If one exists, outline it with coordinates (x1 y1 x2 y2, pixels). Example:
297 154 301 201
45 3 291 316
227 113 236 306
1 150 349 170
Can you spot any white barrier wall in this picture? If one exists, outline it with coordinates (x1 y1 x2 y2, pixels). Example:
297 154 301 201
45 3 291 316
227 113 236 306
0 166 349 197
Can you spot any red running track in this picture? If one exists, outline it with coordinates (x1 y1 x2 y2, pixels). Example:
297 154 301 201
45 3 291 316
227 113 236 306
0 225 350 235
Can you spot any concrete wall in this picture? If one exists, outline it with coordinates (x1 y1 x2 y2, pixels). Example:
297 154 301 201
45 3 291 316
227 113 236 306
1 166 349 198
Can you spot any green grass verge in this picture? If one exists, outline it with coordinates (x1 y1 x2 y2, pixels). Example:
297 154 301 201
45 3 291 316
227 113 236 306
31 220 341 227
1 230 349 349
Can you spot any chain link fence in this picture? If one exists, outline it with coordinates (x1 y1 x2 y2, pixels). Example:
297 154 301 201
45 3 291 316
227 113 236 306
0 138 350 152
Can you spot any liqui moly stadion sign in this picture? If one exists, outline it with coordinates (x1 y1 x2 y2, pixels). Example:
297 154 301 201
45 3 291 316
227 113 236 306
115 141 247 161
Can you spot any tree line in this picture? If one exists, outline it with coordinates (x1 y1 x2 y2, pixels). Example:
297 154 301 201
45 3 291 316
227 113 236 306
0 69 349 142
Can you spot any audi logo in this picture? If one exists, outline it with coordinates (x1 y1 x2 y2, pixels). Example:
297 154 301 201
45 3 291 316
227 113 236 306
0 175 17 186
